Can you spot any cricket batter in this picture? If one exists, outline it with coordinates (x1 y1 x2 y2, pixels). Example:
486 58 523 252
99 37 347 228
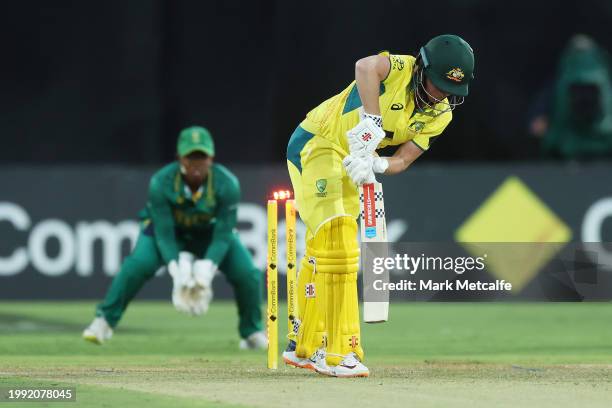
83 126 267 350
282 35 475 377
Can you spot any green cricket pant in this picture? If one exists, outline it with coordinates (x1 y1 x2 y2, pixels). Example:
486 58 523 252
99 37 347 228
96 228 263 339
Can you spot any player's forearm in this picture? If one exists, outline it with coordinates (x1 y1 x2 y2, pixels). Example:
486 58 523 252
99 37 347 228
382 156 412 175
204 205 237 264
204 239 230 266
147 201 179 263
355 56 387 115
204 222 233 264
153 219 180 263
382 141 424 175
373 146 422 176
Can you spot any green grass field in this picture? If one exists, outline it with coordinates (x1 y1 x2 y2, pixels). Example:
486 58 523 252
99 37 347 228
1 301 611 407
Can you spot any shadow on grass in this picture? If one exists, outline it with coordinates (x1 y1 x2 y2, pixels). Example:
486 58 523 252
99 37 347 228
0 313 151 334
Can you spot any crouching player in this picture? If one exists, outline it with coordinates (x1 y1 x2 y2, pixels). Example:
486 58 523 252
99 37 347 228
83 126 266 350
283 35 475 376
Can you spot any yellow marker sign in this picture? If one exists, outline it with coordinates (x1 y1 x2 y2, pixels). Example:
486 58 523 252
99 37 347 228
455 176 572 292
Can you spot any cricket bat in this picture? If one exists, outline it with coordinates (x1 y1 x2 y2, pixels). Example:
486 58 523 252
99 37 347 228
360 181 389 323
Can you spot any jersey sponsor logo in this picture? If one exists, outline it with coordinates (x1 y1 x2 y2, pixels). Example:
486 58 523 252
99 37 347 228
362 132 372 142
446 67 465 82
315 179 327 197
173 209 213 227
391 103 404 110
390 55 405 71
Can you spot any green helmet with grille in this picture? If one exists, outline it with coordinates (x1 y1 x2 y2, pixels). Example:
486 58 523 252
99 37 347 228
419 34 475 97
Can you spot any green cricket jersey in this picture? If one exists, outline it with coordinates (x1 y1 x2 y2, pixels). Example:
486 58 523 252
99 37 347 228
140 162 240 265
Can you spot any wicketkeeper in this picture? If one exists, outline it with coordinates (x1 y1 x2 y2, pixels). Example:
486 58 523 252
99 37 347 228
283 35 475 377
83 126 266 350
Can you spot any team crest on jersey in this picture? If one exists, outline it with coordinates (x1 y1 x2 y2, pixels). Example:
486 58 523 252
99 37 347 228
316 179 327 197
446 67 464 82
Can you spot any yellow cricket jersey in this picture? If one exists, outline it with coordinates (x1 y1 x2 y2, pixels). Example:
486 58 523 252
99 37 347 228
299 53 452 152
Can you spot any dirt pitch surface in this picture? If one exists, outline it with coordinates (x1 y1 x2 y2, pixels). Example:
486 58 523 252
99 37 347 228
1 301 611 407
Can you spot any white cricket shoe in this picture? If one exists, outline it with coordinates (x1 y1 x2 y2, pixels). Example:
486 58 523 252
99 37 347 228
332 352 369 378
282 340 314 370
239 330 268 350
309 348 334 377
283 350 314 370
82 317 113 345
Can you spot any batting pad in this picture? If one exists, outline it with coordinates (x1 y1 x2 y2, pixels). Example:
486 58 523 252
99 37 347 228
295 216 363 364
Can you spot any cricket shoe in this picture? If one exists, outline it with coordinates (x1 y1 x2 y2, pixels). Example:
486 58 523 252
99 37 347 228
331 352 369 378
82 317 113 345
309 348 335 377
282 340 314 371
239 330 268 350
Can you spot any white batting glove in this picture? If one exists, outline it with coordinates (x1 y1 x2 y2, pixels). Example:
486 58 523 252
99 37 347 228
346 113 385 156
343 153 376 186
372 157 389 174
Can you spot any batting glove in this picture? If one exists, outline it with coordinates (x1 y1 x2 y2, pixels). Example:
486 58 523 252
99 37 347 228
346 113 385 156
343 153 376 186
372 157 389 174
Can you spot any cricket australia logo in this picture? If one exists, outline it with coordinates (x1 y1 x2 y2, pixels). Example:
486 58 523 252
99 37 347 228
192 131 201 142
315 179 328 197
349 335 359 348
446 67 465 82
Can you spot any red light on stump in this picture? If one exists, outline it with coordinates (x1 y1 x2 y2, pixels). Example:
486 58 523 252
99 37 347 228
272 190 292 201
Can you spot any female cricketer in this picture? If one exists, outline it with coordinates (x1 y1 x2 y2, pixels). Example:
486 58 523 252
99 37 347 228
283 34 475 377
83 126 266 350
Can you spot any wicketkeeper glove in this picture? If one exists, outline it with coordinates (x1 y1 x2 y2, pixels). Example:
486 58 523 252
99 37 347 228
168 254 196 314
188 259 217 316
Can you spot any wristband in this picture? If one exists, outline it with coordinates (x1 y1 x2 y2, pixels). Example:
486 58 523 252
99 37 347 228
364 113 383 128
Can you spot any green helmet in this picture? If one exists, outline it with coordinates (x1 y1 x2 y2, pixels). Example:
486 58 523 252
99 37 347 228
419 34 475 97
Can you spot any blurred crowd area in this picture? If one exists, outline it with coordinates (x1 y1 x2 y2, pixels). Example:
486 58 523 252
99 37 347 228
1 0 612 164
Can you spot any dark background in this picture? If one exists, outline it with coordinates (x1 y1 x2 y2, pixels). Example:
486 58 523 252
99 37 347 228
2 0 612 164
